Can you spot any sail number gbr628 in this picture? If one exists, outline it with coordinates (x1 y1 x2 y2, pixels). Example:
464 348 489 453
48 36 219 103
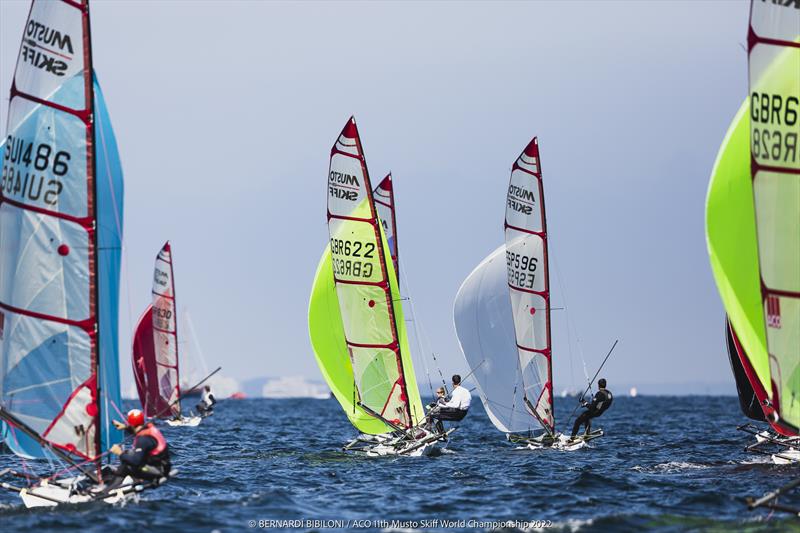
331 238 377 279
506 250 538 289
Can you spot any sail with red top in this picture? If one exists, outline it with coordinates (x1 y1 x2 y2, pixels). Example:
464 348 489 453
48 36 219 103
373 173 399 280
504 137 555 435
0 0 125 460
132 242 181 419
308 117 424 433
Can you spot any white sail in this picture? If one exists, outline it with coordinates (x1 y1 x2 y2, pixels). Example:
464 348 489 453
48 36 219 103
504 137 555 434
454 245 532 433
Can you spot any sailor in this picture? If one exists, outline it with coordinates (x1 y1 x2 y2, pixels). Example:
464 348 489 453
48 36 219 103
570 378 613 440
110 409 171 482
427 387 448 408
429 375 471 433
196 385 217 417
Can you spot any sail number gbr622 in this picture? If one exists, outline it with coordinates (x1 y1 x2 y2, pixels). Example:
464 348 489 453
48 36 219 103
331 238 376 279
506 250 538 289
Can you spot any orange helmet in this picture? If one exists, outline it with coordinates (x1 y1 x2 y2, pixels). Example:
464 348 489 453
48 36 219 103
126 409 145 427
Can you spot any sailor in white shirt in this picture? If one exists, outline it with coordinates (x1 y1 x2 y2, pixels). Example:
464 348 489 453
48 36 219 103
429 375 471 434
444 379 472 410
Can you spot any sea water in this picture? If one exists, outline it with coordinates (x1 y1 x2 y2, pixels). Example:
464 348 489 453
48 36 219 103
1 396 798 532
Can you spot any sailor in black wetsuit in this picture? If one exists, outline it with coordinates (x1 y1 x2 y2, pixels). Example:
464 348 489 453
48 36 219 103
110 409 171 482
570 378 613 440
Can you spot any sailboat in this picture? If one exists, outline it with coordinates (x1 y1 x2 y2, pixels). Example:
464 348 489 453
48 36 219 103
0 0 168 507
132 242 201 427
455 137 602 451
308 117 448 456
706 0 799 466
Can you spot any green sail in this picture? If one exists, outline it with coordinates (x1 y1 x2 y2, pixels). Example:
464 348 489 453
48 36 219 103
707 14 800 432
308 216 424 435
706 101 771 394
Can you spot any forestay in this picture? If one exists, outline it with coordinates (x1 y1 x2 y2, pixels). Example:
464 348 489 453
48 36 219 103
324 117 423 430
454 244 532 433
0 0 124 460
747 0 799 435
504 138 555 435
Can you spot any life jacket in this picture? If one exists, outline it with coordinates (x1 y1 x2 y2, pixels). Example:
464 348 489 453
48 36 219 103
594 389 613 414
134 423 168 457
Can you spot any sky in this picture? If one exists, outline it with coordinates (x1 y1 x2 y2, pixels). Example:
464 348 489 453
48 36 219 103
0 0 751 395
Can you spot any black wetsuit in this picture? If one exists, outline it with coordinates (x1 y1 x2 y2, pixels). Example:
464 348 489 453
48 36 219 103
570 388 613 438
117 434 171 481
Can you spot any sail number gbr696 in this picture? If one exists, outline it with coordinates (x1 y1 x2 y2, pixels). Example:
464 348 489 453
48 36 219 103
331 238 376 279
507 250 538 289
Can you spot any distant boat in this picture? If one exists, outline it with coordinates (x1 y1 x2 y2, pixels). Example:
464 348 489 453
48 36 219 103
629 387 638 398
132 242 202 427
230 392 247 400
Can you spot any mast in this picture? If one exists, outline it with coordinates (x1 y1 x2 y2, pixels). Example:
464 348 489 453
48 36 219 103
504 137 555 435
85 0 101 462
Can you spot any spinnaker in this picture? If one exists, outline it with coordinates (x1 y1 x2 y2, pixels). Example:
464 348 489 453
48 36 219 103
706 1 799 440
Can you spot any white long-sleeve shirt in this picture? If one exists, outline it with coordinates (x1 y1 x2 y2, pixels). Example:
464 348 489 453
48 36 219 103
444 385 471 410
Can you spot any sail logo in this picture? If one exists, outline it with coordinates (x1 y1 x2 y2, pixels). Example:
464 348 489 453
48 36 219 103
759 0 800 9
20 20 74 76
507 184 536 215
767 295 781 328
329 171 360 201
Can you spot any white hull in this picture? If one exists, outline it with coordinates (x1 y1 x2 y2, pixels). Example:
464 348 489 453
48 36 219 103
19 475 136 509
344 428 452 457
511 429 603 452
166 416 202 427
772 448 800 465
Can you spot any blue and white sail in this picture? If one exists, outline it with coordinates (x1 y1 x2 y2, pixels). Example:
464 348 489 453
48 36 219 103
0 0 124 461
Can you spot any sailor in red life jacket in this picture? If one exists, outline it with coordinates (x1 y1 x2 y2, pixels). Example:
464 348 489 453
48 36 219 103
110 409 171 481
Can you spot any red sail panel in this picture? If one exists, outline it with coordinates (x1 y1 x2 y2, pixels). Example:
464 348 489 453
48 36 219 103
131 305 163 418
